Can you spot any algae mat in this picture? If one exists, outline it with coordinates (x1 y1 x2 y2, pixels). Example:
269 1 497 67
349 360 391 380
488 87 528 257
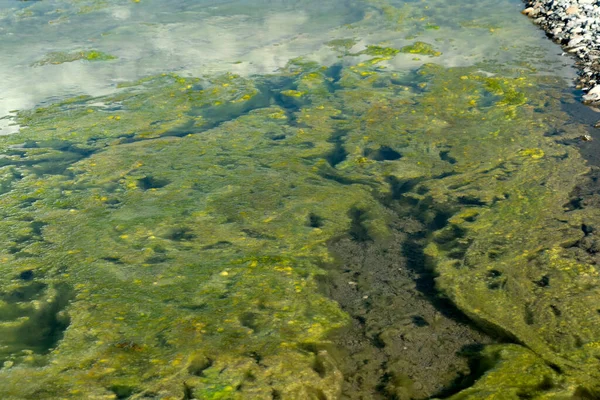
1 0 600 399
0 57 597 399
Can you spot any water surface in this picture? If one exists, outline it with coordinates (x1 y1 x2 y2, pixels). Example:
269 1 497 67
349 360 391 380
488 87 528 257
1 0 599 399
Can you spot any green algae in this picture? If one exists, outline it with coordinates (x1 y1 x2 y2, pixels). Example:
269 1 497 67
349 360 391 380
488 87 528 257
326 38 357 55
2 0 599 396
445 345 564 399
32 50 117 66
400 41 442 57
412 66 600 395
0 64 376 399
355 45 400 57
1 51 600 398
280 89 306 98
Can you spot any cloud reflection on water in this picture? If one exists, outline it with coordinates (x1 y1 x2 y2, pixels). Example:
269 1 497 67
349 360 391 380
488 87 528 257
0 0 575 134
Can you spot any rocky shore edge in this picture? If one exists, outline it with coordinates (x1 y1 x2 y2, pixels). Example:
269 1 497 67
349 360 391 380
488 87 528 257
522 0 600 104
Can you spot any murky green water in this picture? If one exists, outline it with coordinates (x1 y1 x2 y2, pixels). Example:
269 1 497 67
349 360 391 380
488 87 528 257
2 0 600 399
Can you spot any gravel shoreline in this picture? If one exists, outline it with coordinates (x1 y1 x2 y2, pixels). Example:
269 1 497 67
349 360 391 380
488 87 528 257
522 0 600 104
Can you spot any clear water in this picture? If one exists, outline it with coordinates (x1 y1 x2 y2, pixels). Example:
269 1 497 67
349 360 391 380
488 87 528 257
0 0 574 133
1 0 598 399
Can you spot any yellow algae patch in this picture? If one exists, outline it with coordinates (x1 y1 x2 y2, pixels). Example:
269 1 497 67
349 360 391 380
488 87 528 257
518 148 545 159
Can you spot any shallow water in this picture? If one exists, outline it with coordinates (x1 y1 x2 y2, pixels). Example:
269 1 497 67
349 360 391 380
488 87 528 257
1 0 600 399
0 0 575 133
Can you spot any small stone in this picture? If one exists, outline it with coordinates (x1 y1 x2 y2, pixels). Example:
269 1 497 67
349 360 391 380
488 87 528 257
566 6 579 15
583 85 600 103
568 36 584 47
522 7 536 17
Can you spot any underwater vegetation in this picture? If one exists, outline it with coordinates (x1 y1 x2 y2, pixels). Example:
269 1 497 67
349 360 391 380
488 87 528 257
0 42 599 398
2 1 600 399
31 50 117 66
399 42 441 57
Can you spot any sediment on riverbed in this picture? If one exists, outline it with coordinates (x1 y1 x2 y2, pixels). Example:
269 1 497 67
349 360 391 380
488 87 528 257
522 0 600 103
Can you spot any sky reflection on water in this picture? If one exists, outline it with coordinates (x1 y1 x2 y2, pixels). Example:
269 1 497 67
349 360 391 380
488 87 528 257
0 0 575 134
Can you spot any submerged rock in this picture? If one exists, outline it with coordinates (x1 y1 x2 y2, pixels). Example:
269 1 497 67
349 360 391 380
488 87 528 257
583 84 600 103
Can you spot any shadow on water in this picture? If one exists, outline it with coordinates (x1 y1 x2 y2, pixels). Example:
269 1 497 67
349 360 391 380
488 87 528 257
560 93 600 166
